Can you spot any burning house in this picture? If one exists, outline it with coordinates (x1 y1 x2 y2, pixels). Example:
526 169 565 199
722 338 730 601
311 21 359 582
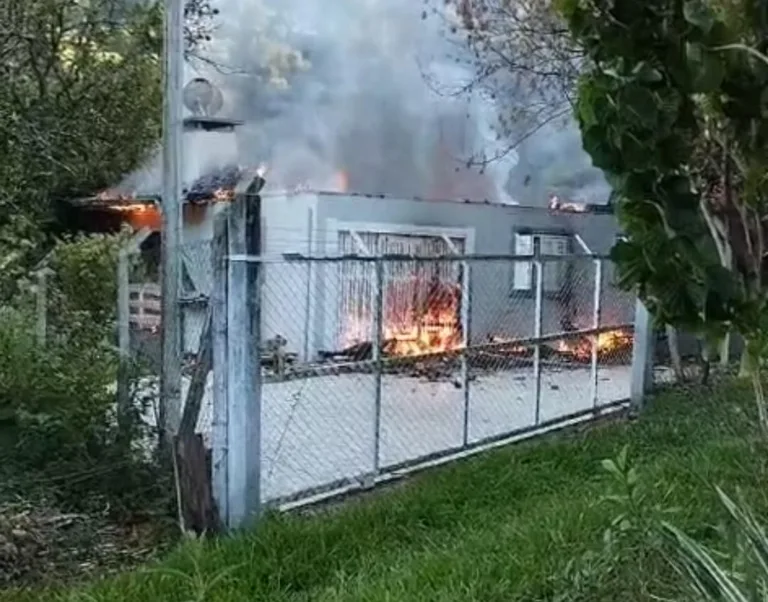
247 191 630 364
62 74 631 365
69 176 630 364
65 168 630 363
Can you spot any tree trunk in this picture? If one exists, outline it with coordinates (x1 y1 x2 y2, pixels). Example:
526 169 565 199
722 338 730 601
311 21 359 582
752 369 768 437
735 340 768 435
700 341 711 386
665 325 685 382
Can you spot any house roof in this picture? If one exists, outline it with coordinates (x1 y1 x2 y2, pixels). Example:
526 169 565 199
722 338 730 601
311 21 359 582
260 188 614 215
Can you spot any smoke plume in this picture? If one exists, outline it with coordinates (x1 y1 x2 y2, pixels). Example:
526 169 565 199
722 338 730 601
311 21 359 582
130 0 610 205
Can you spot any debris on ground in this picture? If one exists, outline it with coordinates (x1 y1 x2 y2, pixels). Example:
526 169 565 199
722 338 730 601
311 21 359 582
0 499 173 588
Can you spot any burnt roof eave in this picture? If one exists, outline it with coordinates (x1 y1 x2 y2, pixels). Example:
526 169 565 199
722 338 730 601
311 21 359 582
63 195 224 208
64 195 161 208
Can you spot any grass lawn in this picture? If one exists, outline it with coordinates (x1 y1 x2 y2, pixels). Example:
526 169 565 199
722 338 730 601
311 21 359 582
4 378 767 602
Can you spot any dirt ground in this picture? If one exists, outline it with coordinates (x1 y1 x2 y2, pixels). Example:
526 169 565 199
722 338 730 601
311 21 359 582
0 499 174 588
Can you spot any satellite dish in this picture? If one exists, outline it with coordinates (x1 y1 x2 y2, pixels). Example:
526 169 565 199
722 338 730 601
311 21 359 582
183 77 224 117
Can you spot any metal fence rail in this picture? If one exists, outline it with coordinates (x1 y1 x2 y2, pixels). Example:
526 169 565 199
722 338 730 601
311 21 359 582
214 252 636 509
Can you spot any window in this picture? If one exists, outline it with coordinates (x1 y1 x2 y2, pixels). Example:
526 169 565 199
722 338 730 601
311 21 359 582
511 232 571 293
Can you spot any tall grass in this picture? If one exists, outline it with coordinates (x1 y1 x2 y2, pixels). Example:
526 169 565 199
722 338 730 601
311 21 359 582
2 377 766 601
664 488 768 601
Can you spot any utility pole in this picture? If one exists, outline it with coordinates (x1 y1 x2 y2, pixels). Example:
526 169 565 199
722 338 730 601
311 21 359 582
160 0 184 442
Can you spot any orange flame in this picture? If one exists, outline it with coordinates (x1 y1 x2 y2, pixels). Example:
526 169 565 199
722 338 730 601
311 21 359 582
555 328 632 361
341 279 462 356
103 202 161 231
548 195 589 213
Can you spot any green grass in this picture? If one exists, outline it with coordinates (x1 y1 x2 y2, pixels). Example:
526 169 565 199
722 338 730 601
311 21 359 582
5 379 768 602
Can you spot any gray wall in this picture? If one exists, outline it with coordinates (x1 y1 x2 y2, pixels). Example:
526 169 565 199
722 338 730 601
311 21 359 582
256 192 633 357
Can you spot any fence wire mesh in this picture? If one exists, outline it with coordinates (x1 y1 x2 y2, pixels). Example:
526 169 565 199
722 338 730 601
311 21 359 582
121 243 162 441
227 253 636 505
120 239 217 447
112 233 748 512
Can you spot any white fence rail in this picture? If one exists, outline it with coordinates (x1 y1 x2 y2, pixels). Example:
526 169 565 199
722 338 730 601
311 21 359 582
127 283 161 330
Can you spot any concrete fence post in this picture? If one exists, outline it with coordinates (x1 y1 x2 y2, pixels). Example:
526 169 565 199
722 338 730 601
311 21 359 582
116 249 131 433
460 258 472 447
211 211 230 526
590 259 603 411
630 297 654 413
532 252 544 426
225 175 264 529
370 257 384 478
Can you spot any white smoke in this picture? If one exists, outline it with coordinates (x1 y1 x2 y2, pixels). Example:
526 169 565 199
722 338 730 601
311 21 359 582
185 0 529 203
121 0 608 205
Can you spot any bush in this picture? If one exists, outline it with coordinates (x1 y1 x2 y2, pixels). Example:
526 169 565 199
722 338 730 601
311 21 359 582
0 307 118 463
0 233 167 513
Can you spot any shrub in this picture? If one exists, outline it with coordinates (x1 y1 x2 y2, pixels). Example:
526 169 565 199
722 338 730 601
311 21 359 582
663 489 768 601
0 232 167 513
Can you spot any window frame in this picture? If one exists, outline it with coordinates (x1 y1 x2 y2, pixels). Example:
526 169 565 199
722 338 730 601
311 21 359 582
510 228 573 297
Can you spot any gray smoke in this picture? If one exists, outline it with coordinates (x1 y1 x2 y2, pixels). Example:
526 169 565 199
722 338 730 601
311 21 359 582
507 123 612 205
183 0 529 202
125 0 609 205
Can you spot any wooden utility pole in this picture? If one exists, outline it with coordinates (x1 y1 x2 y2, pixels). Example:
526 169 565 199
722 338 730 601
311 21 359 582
160 0 185 442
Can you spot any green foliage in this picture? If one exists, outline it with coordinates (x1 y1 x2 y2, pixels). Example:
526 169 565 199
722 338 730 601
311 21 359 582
557 0 768 378
0 0 164 295
45 231 129 323
596 438 768 601
0 306 117 463
0 378 760 600
663 488 768 601
0 233 162 511
0 0 163 202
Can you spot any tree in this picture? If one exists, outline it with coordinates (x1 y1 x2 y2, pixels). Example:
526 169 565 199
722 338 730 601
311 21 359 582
557 0 768 427
0 0 219 292
429 0 582 163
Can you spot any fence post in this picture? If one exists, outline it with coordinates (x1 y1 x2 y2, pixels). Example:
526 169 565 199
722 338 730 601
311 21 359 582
461 259 472 447
225 177 264 528
371 257 384 476
211 211 229 526
35 269 47 347
590 259 603 411
302 208 314 363
630 297 654 413
117 249 131 433
533 253 544 425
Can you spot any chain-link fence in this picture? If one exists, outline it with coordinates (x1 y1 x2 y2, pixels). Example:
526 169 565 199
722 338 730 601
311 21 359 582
120 236 222 443
114 225 749 518
118 236 162 440
214 252 636 506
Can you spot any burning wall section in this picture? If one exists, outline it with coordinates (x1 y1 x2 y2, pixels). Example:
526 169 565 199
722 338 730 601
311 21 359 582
260 251 634 377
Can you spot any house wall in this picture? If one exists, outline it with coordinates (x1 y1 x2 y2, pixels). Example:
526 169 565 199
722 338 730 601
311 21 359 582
260 193 318 361
300 193 627 357
179 193 632 360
